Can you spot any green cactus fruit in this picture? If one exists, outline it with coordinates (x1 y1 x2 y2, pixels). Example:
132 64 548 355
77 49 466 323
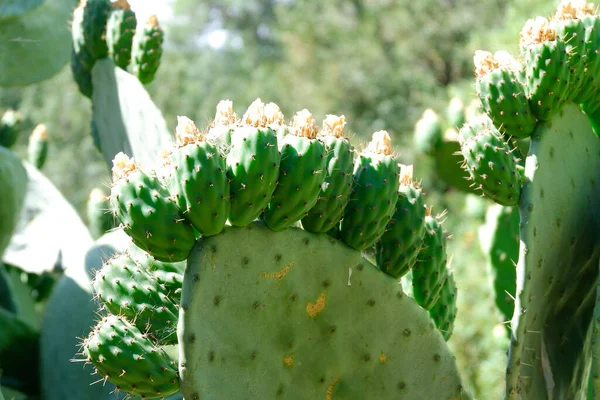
0 109 24 148
178 222 469 399
106 0 137 70
163 116 230 236
110 152 196 262
27 124 49 169
80 0 111 60
0 147 27 259
131 15 164 85
263 110 327 231
376 165 426 279
225 99 281 226
413 109 442 155
520 16 571 121
474 50 536 139
573 6 600 104
71 2 95 72
83 315 179 398
457 113 494 143
460 125 522 206
302 114 354 233
428 272 457 341
86 187 115 239
411 211 448 310
340 131 400 250
131 245 185 302
446 97 466 128
70 48 93 99
92 253 179 343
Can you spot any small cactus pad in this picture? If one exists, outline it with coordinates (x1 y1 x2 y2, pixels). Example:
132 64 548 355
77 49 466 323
87 187 116 239
460 125 522 206
178 222 469 399
110 152 196 261
302 115 354 233
106 0 137 69
227 99 281 226
83 315 179 398
413 109 442 155
164 117 230 237
80 0 112 60
92 253 179 343
131 15 164 85
263 109 327 231
428 272 457 341
411 212 448 310
376 165 426 279
27 123 49 169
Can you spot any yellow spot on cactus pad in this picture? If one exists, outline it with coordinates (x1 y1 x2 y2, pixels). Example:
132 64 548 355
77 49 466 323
291 109 318 139
242 98 266 127
366 130 392 156
259 262 294 282
111 152 136 181
555 0 595 20
31 124 48 140
283 354 295 366
306 291 327 318
214 100 238 126
322 115 346 138
147 14 159 28
176 116 203 146
520 17 556 46
112 0 131 9
326 378 340 400
379 352 389 363
265 102 284 126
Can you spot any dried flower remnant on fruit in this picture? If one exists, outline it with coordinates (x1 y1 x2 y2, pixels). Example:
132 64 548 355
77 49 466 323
112 0 131 9
366 130 393 156
291 109 318 138
242 98 267 127
322 115 346 138
176 116 203 146
31 124 48 140
265 102 285 126
399 164 415 187
520 17 557 46
555 0 595 20
473 50 500 79
146 14 159 28
213 100 238 126
112 152 136 181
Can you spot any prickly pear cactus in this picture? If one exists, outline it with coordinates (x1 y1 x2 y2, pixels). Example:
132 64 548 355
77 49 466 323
131 15 164 85
27 124 49 169
87 187 116 239
106 0 137 69
0 147 27 258
83 99 469 399
0 110 23 148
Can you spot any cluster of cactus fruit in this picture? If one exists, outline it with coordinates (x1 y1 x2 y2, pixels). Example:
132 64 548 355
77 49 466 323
71 0 164 98
79 99 463 398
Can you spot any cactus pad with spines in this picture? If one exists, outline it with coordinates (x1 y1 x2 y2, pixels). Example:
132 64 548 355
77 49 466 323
263 110 327 231
428 272 457 341
178 222 468 399
163 117 230 237
80 0 111 60
106 0 137 69
226 99 281 226
83 315 179 399
131 15 164 85
376 165 426 279
110 152 196 261
301 114 354 233
92 253 179 343
340 131 399 250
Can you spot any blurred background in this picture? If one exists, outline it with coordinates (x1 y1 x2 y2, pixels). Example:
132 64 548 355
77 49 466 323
0 0 559 398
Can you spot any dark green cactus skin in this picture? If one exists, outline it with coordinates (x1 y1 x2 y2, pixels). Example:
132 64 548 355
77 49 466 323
555 18 587 101
106 6 137 69
166 142 230 237
479 204 518 326
81 0 111 60
301 135 354 233
461 127 521 206
477 67 536 139
506 104 600 400
412 215 448 311
131 17 164 85
375 182 425 279
110 169 196 262
522 40 571 121
226 126 280 226
135 250 185 303
263 135 327 231
70 48 93 99
0 110 24 148
71 4 95 72
340 152 399 250
84 315 179 399
428 272 457 341
92 253 179 344
574 16 600 105
591 259 600 398
178 222 469 399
